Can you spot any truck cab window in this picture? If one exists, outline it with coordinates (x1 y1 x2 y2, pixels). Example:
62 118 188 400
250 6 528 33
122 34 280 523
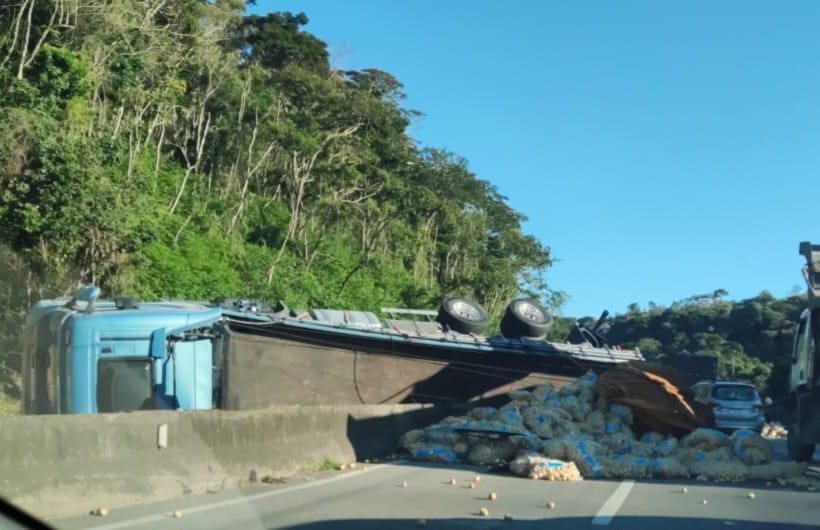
32 322 57 414
97 359 154 413
794 314 810 367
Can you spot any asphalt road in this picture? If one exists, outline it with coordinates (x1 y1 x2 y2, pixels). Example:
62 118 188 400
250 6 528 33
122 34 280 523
53 443 820 530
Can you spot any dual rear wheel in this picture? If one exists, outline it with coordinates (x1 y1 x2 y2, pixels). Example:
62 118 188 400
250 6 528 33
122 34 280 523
437 297 552 339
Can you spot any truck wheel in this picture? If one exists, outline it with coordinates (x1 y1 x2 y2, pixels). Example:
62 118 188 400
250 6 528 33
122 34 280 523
787 425 816 462
437 297 490 335
500 299 553 339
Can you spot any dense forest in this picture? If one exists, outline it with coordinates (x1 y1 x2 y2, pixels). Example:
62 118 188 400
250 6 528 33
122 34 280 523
0 1 806 411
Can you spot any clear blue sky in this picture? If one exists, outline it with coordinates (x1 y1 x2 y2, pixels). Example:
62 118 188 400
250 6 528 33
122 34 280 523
256 0 820 318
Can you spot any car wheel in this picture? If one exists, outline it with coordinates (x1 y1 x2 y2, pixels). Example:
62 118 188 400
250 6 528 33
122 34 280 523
787 424 816 462
437 297 490 335
499 299 553 339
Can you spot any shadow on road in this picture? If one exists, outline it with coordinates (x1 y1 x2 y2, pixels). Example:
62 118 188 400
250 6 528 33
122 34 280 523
344 406 460 461
273 516 818 530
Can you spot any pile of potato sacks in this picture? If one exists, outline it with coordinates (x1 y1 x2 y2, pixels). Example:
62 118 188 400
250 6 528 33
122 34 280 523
761 422 788 440
399 372 808 483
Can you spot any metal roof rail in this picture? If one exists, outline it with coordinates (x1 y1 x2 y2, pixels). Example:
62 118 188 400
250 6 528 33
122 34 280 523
381 307 438 321
64 285 101 313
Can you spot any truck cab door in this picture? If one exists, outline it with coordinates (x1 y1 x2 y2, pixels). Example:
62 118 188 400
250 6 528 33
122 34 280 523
790 309 812 390
155 338 214 410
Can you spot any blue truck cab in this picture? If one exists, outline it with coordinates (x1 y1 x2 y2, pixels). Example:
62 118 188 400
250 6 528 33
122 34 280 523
21 286 224 414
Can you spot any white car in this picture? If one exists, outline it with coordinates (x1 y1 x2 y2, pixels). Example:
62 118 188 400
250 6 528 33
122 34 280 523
691 380 765 432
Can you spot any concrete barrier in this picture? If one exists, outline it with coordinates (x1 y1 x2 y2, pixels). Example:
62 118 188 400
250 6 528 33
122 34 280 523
0 404 452 520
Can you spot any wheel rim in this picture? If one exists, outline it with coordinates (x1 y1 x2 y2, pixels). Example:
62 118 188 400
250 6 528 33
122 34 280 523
448 300 483 321
517 301 545 322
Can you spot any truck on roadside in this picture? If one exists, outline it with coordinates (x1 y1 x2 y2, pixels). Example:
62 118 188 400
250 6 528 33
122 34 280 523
20 287 645 415
783 241 820 461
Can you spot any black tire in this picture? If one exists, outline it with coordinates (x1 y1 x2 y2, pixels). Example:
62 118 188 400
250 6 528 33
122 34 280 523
437 297 490 335
787 424 816 462
500 299 553 339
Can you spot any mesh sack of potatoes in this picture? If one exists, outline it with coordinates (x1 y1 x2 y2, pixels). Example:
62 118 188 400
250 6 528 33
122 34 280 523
530 423 554 438
558 376 597 400
760 422 788 440
680 428 731 451
649 457 690 478
608 403 634 426
510 451 583 481
603 421 624 434
423 426 461 444
509 451 544 475
408 442 459 463
730 429 773 465
634 432 678 457
528 407 578 438
689 460 749 482
746 461 808 481
552 419 582 438
598 432 636 455
535 405 573 423
467 440 519 466
497 404 527 428
468 407 499 421
672 446 733 469
521 405 550 429
578 388 596 405
579 410 606 435
530 460 583 481
601 455 652 479
532 382 556 403
558 380 582 397
653 437 679 457
453 441 470 456
439 415 470 426
508 389 537 403
399 429 425 447
778 475 820 489
517 433 545 450
641 432 664 444
625 440 656 457
540 438 568 460
603 405 634 432
704 446 735 462
564 439 607 478
457 419 522 433
560 395 592 422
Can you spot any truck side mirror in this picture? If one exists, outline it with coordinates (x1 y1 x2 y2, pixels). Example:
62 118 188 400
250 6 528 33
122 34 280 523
150 328 167 360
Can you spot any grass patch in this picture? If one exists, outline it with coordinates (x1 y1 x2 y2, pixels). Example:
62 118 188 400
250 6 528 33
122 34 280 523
0 391 20 415
318 458 340 472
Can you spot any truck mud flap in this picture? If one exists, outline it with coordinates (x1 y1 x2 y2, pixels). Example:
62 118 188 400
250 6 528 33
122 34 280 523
797 391 820 443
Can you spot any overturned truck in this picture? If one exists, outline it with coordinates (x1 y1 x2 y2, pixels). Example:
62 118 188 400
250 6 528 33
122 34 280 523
21 287 644 414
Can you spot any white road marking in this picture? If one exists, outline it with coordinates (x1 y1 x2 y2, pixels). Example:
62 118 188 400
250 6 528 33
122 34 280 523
592 480 635 526
85 463 389 530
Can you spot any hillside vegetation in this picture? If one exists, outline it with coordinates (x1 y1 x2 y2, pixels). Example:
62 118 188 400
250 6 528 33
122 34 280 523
0 1 558 398
565 291 804 397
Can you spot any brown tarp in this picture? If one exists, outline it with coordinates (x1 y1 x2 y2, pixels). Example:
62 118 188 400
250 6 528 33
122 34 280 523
596 362 712 437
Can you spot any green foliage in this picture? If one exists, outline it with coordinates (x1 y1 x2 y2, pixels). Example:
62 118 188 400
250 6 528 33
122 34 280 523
603 293 805 396
28 44 93 106
317 458 340 472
